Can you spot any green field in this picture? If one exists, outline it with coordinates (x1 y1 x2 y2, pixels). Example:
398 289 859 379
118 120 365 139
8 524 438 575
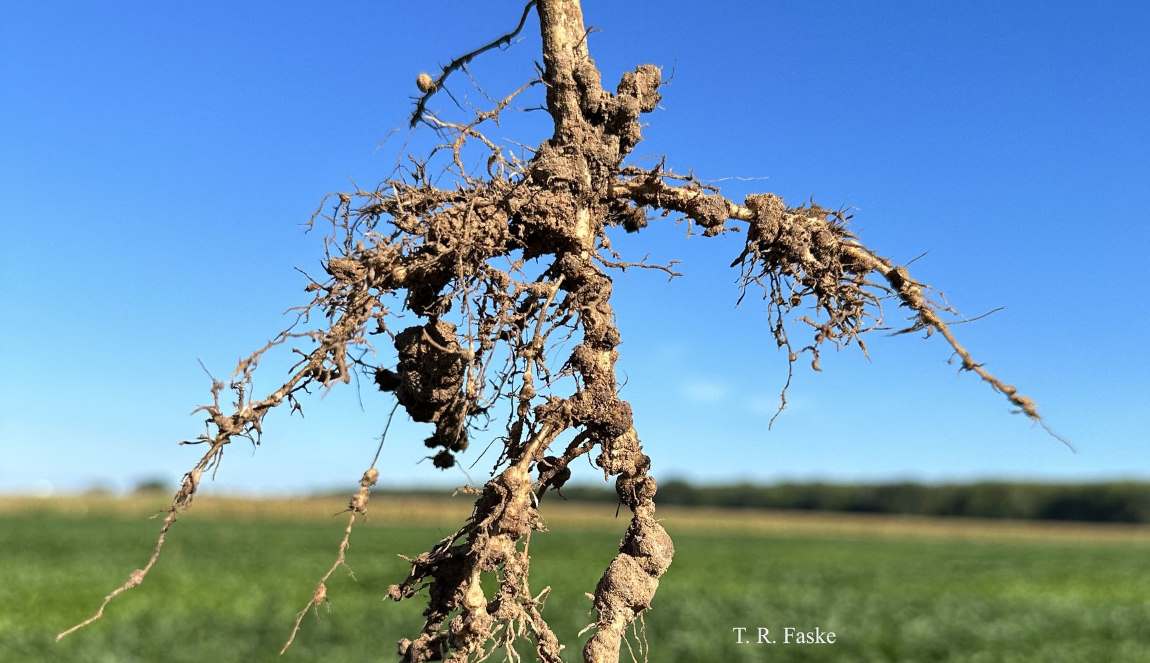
2 497 1148 662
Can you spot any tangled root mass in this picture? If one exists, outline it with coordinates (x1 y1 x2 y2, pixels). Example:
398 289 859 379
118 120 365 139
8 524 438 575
59 1 1059 661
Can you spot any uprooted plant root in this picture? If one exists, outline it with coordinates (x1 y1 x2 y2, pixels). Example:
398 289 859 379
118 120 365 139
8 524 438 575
57 0 1063 660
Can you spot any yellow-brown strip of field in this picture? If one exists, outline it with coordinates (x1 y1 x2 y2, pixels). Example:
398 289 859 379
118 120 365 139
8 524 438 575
3 494 1149 544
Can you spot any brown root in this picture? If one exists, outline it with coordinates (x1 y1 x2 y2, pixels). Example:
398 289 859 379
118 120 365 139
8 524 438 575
613 171 1063 444
279 467 379 655
67 1 1060 660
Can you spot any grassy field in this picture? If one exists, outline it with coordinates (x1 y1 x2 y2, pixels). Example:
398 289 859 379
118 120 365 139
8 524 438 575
1 495 1148 662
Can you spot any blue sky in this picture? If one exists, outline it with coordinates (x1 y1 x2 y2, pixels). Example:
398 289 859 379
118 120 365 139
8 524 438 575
2 1 1147 494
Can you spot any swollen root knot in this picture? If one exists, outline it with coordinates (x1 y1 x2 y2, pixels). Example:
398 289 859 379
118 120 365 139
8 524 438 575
362 467 380 486
594 554 658 615
583 518 672 663
174 468 202 510
348 468 379 513
126 569 146 588
621 520 673 576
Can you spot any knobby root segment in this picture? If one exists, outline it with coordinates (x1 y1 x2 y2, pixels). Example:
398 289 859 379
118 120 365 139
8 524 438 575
613 173 1065 444
280 467 380 655
56 442 219 641
409 1 538 128
64 0 1060 659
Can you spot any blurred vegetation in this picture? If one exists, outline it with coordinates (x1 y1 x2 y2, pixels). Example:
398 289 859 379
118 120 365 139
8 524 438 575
546 481 1150 523
3 507 1148 662
130 477 171 495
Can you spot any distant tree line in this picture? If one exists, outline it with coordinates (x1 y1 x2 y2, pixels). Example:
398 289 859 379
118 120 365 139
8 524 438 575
553 480 1150 524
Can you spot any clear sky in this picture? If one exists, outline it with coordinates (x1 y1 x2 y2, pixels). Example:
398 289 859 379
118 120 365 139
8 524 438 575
2 1 1147 494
